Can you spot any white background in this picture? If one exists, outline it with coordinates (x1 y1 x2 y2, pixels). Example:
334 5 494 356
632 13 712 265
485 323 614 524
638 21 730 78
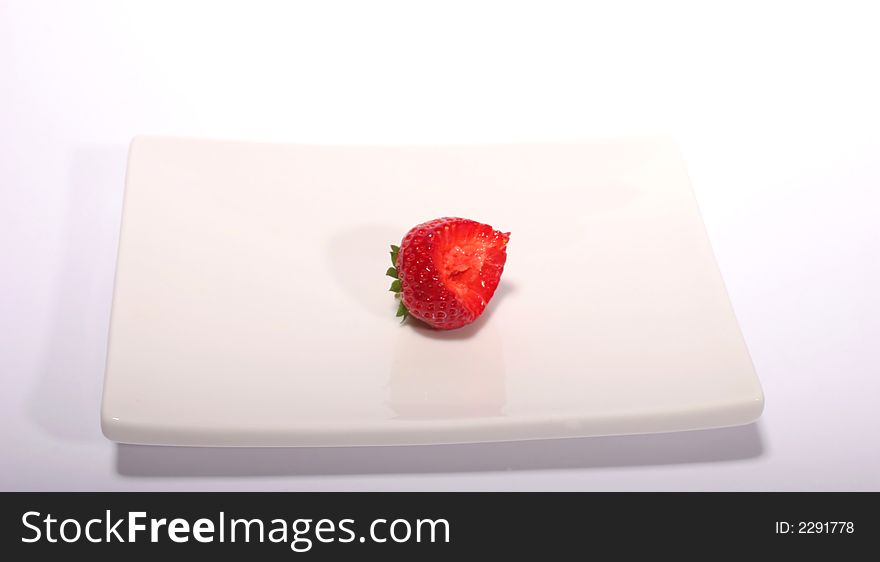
2 0 878 490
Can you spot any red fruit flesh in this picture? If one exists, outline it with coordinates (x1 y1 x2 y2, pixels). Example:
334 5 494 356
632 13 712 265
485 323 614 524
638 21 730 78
397 217 509 330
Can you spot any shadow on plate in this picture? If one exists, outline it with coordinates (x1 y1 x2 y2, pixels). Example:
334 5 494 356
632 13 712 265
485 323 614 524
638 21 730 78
324 224 402 319
115 422 764 477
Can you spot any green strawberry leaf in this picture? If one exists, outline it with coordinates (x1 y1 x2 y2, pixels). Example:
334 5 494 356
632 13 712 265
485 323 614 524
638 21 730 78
389 243 407 322
396 301 409 318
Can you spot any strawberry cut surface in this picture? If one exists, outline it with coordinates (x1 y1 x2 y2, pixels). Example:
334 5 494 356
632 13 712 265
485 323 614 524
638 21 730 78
388 217 510 330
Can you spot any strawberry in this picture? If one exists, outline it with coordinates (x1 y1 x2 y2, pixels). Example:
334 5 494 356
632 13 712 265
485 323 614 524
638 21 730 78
386 217 510 330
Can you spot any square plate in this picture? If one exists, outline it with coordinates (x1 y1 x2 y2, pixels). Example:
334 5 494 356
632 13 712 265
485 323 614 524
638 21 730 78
101 137 763 446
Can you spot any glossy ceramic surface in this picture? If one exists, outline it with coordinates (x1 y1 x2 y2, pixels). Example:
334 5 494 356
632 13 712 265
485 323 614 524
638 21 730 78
101 137 763 446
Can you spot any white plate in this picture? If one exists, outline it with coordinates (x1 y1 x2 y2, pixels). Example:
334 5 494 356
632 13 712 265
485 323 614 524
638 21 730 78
101 137 763 446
